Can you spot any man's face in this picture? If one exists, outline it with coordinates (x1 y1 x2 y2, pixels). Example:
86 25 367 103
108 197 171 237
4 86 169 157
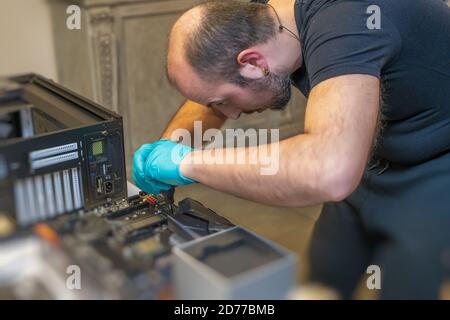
169 59 292 119
208 72 292 119
238 71 293 112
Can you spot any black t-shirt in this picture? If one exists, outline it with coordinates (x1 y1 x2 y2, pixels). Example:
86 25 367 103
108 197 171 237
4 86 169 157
256 0 450 166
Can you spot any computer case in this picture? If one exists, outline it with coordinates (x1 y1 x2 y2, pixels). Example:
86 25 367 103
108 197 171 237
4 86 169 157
0 74 127 226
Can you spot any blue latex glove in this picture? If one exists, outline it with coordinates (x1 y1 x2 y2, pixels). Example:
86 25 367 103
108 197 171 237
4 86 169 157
132 143 171 195
132 140 195 195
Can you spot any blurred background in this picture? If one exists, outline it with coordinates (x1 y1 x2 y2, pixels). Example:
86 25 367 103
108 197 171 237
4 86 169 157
0 0 57 78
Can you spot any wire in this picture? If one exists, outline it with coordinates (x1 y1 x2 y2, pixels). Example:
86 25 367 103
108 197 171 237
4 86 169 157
266 3 301 43
145 195 157 205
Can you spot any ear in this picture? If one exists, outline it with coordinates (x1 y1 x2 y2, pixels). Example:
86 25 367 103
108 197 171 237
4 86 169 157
237 49 269 80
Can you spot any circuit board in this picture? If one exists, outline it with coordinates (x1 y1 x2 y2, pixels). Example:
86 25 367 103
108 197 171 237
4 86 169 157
0 192 233 299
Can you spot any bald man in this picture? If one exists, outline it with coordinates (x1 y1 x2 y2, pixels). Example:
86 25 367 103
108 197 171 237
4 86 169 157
132 0 450 299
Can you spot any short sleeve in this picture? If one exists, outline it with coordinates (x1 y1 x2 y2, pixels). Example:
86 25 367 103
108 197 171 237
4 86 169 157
302 1 402 88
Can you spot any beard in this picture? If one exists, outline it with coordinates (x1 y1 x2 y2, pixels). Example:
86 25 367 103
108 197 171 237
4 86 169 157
237 71 292 110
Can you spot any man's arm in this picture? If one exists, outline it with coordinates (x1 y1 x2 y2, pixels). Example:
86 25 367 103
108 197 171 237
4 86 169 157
180 74 380 207
161 100 227 145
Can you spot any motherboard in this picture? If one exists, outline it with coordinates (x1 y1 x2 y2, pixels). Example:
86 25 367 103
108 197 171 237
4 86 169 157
0 191 233 299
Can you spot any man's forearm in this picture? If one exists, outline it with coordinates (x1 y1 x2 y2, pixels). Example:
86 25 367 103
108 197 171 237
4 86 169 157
161 100 227 145
179 133 356 207
144 75 376 206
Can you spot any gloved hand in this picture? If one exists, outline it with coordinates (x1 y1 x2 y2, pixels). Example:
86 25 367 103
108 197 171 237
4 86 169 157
132 140 195 195
132 143 171 195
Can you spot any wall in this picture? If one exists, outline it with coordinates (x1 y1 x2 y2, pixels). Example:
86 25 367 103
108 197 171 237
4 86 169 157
0 0 57 80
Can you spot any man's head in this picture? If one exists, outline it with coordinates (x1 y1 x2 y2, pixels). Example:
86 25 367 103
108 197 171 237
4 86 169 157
167 0 297 119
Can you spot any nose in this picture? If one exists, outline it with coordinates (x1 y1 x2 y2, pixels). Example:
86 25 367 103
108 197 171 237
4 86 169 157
220 106 241 120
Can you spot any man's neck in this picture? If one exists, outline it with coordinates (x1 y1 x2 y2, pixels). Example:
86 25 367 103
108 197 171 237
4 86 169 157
267 0 303 72
268 0 300 39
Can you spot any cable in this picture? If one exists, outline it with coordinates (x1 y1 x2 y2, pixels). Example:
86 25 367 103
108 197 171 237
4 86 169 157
266 3 301 43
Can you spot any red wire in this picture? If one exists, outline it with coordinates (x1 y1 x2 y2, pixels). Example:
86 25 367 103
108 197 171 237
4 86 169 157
145 195 157 205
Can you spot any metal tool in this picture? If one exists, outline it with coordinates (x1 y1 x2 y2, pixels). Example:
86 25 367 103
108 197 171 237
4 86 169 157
161 187 175 214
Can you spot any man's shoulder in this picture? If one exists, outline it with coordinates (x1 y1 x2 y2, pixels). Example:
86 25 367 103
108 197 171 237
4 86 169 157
295 0 404 89
299 0 447 25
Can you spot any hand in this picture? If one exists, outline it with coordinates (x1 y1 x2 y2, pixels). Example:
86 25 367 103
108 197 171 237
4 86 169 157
132 140 195 194
132 143 171 195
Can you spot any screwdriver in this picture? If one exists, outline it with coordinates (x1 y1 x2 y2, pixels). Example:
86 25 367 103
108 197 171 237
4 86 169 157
161 187 175 214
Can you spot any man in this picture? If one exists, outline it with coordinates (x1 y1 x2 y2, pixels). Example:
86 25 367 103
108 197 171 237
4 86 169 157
133 0 450 299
